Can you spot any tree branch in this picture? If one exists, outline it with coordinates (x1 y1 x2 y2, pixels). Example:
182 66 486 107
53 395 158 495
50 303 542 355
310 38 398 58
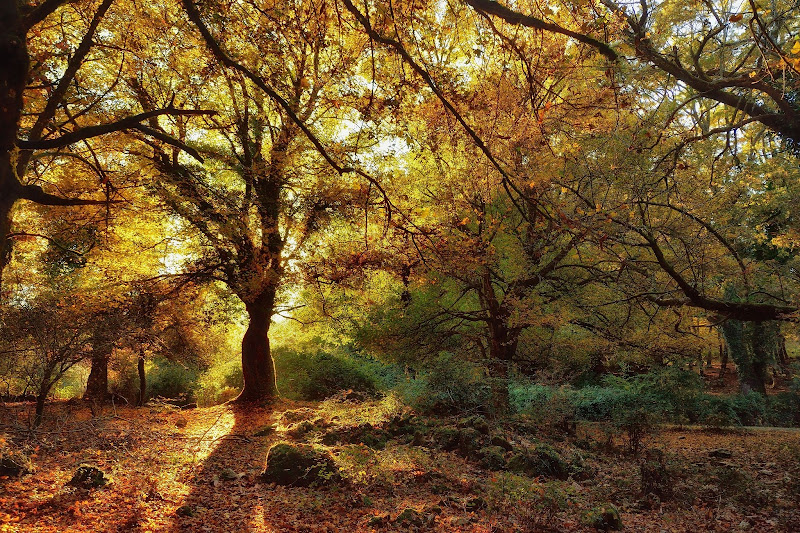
17 109 215 156
463 0 618 60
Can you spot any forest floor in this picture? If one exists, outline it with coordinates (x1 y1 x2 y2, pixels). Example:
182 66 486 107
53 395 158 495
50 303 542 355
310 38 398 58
1 396 800 532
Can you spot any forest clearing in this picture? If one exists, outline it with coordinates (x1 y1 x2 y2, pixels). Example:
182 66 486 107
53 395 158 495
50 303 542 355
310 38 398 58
3 396 800 533
3 0 800 531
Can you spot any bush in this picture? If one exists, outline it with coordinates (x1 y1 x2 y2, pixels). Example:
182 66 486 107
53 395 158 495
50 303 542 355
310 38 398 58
196 358 243 406
147 357 201 400
274 348 376 401
400 353 491 415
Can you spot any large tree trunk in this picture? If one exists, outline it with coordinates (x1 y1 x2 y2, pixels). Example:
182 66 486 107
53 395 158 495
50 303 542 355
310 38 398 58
0 1 28 291
85 348 112 404
235 289 278 402
486 317 519 417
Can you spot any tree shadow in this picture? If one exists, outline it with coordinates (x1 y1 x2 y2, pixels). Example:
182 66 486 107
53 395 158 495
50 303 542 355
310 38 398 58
169 403 277 532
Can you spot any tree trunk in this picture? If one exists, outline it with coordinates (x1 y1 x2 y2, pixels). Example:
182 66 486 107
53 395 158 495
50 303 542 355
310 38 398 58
33 377 51 429
0 156 21 293
34 392 46 428
137 353 146 406
235 289 278 402
486 318 519 417
85 352 111 404
0 1 28 292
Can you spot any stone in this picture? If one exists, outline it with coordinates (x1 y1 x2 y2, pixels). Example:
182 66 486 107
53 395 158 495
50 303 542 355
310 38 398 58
708 448 733 459
507 444 569 480
261 443 340 487
176 505 196 517
465 496 487 512
393 508 423 526
279 408 316 424
478 446 507 471
219 468 239 481
367 513 390 527
490 435 513 451
582 504 623 531
458 415 490 435
253 425 276 437
0 452 29 477
67 466 107 489
431 426 461 451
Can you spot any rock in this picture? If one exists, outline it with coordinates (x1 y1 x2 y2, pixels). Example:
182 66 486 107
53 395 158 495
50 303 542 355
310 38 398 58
431 426 461 451
458 415 490 435
286 420 316 439
176 505 196 517
367 513 390 527
393 508 423 526
507 444 569 480
457 427 483 456
279 408 316 425
709 448 733 459
0 451 30 477
636 492 661 510
478 446 507 471
67 466 107 489
253 425 276 437
490 435 513 451
465 496 487 512
261 443 340 487
582 504 623 531
219 468 239 481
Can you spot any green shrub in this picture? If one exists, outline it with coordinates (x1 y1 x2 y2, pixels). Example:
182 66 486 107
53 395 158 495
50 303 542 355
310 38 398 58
196 358 243 406
399 353 491 415
729 390 767 426
147 357 200 400
274 348 376 401
509 381 553 414
767 391 800 427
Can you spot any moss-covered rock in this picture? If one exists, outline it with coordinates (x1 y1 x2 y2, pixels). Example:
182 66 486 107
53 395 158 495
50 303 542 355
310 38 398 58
582 504 622 530
457 427 483 456
0 451 30 477
465 496 487 512
67 466 107 489
393 508 423 526
286 420 317 439
261 443 340 487
458 415 490 435
279 408 316 425
431 426 461 451
321 423 389 449
490 434 513 451
507 444 569 480
478 446 507 471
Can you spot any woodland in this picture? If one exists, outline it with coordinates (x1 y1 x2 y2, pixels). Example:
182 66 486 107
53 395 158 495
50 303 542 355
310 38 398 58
2 0 800 531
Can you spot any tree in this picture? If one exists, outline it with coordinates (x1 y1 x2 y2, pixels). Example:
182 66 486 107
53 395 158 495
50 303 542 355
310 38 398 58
0 0 211 291
131 0 387 402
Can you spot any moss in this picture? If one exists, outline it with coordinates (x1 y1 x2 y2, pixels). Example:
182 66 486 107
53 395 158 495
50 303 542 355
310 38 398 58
431 426 460 451
261 443 340 487
582 504 622 530
393 508 423 526
459 415 490 435
67 466 107 489
507 444 569 480
479 446 507 471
